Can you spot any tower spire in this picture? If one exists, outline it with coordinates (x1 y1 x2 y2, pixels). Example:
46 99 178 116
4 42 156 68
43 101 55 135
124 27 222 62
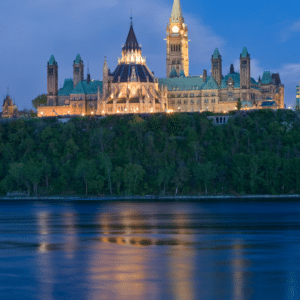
123 23 141 52
171 0 184 23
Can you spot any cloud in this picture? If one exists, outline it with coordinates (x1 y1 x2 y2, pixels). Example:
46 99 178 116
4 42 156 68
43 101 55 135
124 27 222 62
279 20 300 42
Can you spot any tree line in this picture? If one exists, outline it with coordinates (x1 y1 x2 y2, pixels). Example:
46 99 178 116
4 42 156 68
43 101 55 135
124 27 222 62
1 109 300 196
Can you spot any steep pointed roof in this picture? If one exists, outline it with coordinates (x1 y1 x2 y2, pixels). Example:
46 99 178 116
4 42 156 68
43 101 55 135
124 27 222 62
261 71 272 84
48 55 57 65
74 54 83 64
202 76 219 90
170 67 178 78
103 57 108 71
212 48 221 59
241 47 249 58
122 24 141 52
171 0 184 22
179 70 185 78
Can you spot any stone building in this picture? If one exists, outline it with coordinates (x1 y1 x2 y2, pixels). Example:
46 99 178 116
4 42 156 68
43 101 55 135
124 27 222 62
96 23 167 115
38 0 284 117
1 94 18 118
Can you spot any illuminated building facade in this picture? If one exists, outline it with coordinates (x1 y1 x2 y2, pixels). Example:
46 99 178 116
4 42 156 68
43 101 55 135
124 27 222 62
1 93 18 118
37 0 284 117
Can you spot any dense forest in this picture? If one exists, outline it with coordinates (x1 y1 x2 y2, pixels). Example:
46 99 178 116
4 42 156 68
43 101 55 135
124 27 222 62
1 109 300 196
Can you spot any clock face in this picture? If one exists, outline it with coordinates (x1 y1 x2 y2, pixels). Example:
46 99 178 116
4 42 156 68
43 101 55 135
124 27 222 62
172 26 179 33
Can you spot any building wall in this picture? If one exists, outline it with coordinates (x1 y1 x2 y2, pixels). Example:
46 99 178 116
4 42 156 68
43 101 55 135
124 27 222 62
166 21 189 77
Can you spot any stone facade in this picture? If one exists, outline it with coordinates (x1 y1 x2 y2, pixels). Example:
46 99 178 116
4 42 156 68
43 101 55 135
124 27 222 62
38 0 284 118
2 95 18 118
166 0 189 78
97 24 167 115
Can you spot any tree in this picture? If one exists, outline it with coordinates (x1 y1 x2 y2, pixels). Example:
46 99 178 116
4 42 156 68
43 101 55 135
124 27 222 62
236 98 242 111
194 162 217 194
157 163 174 195
123 163 145 195
32 94 47 110
112 166 123 195
75 159 97 195
98 153 113 195
172 162 190 196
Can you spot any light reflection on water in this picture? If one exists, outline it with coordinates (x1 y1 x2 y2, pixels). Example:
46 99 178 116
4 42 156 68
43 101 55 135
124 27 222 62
0 201 300 299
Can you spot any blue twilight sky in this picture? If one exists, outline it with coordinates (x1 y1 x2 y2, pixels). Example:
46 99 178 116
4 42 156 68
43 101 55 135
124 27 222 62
0 0 299 110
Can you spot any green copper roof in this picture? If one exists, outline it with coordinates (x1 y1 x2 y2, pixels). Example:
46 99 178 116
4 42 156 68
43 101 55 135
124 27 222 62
261 71 272 84
74 54 83 64
58 79 103 96
220 73 258 89
71 80 102 95
170 67 178 78
221 74 240 89
179 70 185 78
241 47 249 58
159 77 204 91
58 79 74 96
212 48 220 59
251 78 259 86
48 55 57 65
202 76 219 90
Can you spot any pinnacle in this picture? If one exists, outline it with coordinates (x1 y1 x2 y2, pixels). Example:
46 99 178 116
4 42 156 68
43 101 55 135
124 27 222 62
171 0 184 23
123 24 141 52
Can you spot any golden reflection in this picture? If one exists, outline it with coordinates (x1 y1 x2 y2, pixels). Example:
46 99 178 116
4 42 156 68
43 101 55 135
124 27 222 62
91 205 196 299
168 209 195 300
233 239 244 299
36 210 54 300
38 212 49 253
63 211 77 259
89 207 155 299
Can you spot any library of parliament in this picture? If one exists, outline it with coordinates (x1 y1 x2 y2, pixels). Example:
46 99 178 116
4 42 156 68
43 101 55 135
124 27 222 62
37 0 284 118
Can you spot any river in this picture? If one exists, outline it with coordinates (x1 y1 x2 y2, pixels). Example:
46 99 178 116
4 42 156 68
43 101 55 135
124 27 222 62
0 200 300 299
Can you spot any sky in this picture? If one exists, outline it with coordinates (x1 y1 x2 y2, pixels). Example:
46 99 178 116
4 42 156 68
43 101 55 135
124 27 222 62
0 0 299 110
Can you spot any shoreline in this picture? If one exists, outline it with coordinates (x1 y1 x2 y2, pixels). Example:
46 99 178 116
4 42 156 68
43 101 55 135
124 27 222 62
1 194 300 202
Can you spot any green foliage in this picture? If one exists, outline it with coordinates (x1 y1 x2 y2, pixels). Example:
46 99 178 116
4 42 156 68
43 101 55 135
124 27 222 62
236 98 242 111
1 110 300 196
32 94 47 110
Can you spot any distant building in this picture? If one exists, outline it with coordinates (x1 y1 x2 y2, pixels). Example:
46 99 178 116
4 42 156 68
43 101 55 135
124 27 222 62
1 94 18 118
38 0 284 117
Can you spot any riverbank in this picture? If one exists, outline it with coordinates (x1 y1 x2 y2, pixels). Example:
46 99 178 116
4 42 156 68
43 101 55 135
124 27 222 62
1 194 300 202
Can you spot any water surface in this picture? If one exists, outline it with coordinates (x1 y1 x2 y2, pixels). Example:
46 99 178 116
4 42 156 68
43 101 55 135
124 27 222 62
0 200 300 300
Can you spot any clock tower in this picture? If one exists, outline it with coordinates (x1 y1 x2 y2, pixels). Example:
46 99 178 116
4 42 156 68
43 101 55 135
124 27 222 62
166 0 189 78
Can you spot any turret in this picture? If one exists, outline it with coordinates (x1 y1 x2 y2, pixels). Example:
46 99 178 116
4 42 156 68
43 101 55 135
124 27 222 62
211 48 222 86
230 64 235 74
87 61 91 84
73 54 84 88
103 57 109 98
240 47 251 89
47 55 58 106
203 69 207 82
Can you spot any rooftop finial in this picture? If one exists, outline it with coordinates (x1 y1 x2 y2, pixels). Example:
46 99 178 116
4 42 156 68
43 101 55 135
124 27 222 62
130 9 133 25
7 86 9 96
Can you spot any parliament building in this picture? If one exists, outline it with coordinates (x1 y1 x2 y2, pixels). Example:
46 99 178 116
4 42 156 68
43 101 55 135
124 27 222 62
38 0 284 117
